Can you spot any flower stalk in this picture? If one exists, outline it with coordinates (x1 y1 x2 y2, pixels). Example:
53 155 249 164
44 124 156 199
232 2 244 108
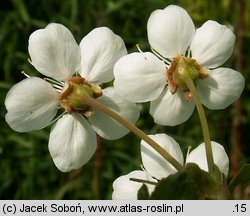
185 77 215 174
80 94 184 172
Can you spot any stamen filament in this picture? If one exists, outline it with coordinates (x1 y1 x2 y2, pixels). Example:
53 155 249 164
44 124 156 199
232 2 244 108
151 48 171 66
187 48 192 58
44 77 64 87
21 71 30 78
136 44 147 60
52 84 63 90
129 178 157 185
136 44 144 53
140 164 147 172
185 146 192 164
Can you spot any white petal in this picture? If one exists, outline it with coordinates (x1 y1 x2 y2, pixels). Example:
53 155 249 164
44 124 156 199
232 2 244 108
48 113 97 172
5 77 59 132
141 134 184 179
28 23 80 80
186 141 229 176
114 52 166 102
112 170 156 200
147 5 195 58
80 27 127 84
197 68 245 109
88 87 140 140
150 88 195 126
191 20 236 68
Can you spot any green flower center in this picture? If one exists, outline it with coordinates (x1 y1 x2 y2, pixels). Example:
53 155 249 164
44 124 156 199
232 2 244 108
60 77 102 116
166 56 208 98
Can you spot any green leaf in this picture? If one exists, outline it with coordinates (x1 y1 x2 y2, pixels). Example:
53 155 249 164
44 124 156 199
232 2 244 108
150 164 221 200
185 163 219 199
150 172 199 200
228 164 250 191
137 184 150 200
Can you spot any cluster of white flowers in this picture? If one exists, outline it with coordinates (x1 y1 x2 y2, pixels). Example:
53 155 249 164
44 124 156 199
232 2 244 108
112 133 229 199
112 5 244 199
4 5 245 199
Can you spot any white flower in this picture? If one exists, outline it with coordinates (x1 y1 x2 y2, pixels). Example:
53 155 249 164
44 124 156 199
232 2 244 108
112 133 229 199
5 23 140 172
114 5 245 126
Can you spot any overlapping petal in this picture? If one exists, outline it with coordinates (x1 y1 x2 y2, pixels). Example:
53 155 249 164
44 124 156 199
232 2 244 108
147 5 195 58
48 113 96 172
28 23 80 80
88 87 140 140
114 52 166 102
80 27 127 84
149 88 195 126
112 170 156 200
197 68 245 109
5 77 59 132
141 134 184 179
186 141 229 176
191 21 236 68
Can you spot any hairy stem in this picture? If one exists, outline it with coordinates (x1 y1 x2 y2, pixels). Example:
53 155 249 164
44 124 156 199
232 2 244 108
185 77 214 174
81 95 184 172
